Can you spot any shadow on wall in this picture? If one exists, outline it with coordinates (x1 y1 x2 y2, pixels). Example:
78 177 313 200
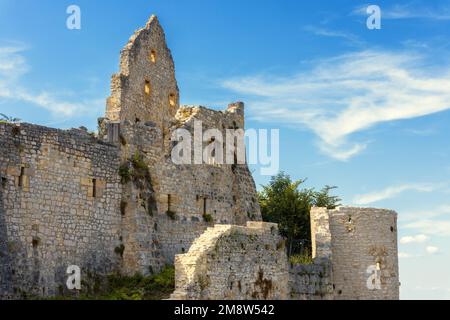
0 177 13 297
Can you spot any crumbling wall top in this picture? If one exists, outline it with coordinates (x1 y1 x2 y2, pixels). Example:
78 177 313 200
106 15 179 127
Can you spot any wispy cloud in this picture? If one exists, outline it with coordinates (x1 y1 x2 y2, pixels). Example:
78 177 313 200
404 219 450 237
352 4 450 20
401 204 450 222
303 25 363 46
352 183 442 205
222 50 450 160
403 128 437 137
400 234 429 244
0 44 102 118
398 252 414 258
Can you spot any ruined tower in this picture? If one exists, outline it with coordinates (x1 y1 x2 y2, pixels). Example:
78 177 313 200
106 15 179 129
101 15 262 276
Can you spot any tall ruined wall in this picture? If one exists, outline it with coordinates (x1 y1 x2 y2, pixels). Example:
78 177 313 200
106 15 179 130
170 222 289 300
102 15 261 275
310 207 399 300
116 104 261 274
0 123 123 297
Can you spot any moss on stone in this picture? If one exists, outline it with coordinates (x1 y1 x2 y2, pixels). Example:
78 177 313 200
118 163 131 184
202 213 213 223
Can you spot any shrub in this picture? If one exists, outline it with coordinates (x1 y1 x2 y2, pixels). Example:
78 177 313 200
203 213 213 223
289 250 313 265
131 151 150 181
102 265 175 300
118 163 131 184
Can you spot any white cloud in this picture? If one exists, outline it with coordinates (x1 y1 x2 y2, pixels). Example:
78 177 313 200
0 44 102 118
426 246 440 255
400 234 429 245
404 220 450 237
222 50 450 160
352 183 441 205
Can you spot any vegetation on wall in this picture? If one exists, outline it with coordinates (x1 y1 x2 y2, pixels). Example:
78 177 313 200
0 113 21 124
118 163 131 184
49 266 175 300
203 213 213 223
258 172 340 257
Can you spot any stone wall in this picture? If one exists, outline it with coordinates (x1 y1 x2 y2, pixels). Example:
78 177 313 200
310 207 399 300
288 260 333 300
0 123 123 297
105 15 179 131
0 164 12 297
101 15 261 276
0 14 400 300
170 222 289 300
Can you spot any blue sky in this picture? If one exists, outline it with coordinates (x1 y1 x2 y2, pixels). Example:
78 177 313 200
1 0 450 299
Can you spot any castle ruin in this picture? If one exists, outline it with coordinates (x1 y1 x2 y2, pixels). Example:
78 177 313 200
0 15 399 300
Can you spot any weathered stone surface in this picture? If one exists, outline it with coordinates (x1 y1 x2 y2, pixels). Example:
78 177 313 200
170 222 289 300
0 123 122 297
289 260 334 300
0 15 261 297
0 14 399 301
308 207 400 300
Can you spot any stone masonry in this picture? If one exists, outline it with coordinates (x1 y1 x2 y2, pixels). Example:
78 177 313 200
305 207 400 300
171 207 399 300
170 222 289 300
0 124 122 297
0 15 261 297
0 15 399 300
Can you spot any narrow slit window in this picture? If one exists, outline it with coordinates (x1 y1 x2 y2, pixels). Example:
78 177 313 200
18 167 25 188
169 93 176 107
144 80 151 96
92 179 97 198
150 50 157 63
168 194 171 212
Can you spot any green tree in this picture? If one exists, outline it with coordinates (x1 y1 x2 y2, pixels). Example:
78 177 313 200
258 172 340 256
